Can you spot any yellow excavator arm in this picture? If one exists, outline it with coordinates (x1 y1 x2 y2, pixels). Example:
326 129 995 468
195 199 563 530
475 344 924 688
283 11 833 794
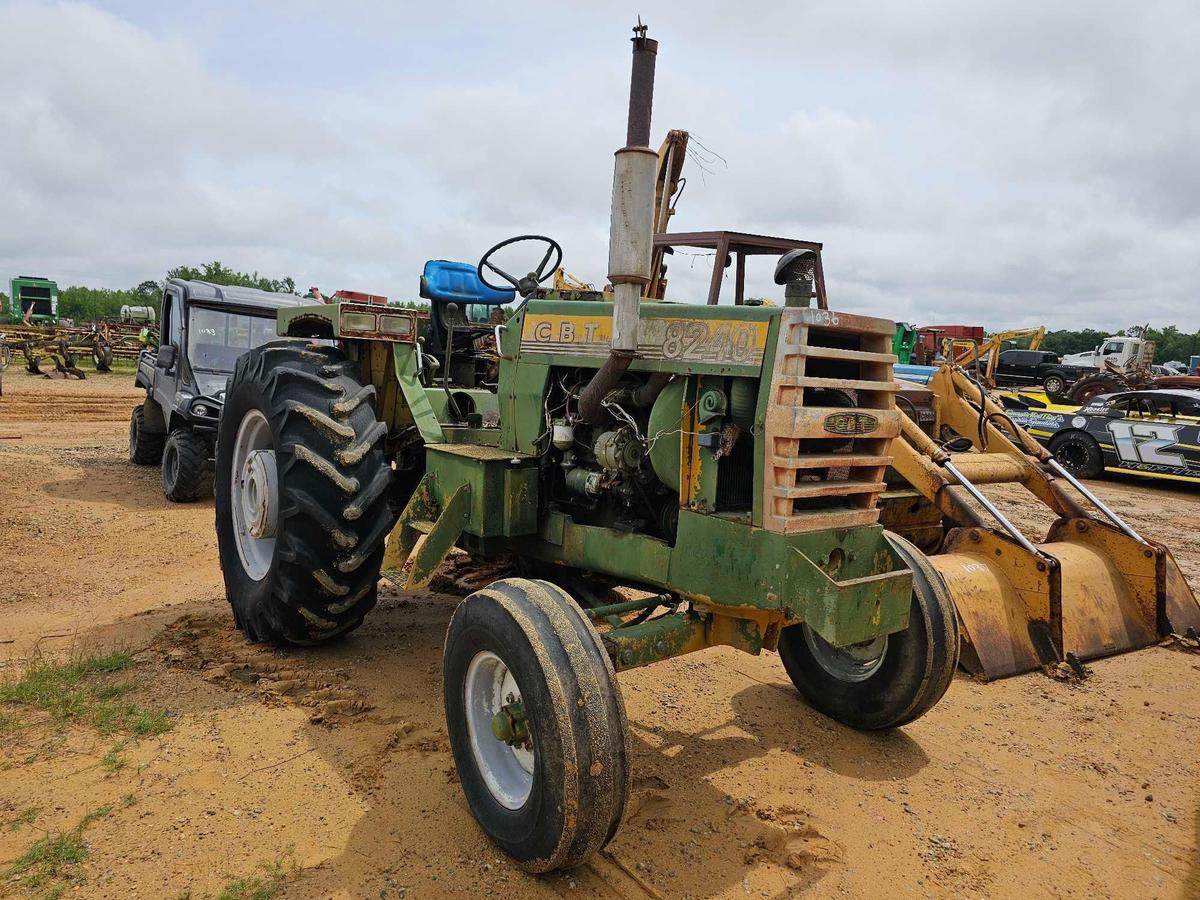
944 326 1047 387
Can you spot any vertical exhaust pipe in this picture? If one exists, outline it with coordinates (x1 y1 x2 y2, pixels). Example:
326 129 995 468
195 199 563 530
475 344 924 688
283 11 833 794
579 21 658 424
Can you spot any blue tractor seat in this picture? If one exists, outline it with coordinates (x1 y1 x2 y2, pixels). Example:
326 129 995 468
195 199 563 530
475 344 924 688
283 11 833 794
420 260 515 306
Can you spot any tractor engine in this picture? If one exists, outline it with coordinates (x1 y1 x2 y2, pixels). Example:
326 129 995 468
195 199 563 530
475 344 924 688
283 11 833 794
543 370 687 540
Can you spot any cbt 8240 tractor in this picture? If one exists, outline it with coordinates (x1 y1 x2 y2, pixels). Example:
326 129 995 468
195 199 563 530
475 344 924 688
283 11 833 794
214 26 959 871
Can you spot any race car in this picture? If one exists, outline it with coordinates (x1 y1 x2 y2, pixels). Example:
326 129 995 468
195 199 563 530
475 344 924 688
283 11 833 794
1001 388 1200 483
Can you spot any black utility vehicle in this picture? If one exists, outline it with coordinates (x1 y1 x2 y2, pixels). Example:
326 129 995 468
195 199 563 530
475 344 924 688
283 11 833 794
129 279 307 501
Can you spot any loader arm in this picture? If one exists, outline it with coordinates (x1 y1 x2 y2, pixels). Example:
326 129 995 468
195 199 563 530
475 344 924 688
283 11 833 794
891 363 1200 679
947 326 1047 388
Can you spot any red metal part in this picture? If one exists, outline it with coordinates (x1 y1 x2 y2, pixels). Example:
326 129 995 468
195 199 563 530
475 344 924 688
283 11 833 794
333 289 388 306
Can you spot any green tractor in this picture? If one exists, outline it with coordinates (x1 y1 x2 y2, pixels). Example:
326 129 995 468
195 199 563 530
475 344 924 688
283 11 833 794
214 25 958 871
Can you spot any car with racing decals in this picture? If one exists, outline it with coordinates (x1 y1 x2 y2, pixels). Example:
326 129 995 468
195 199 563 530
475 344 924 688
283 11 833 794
1001 388 1200 483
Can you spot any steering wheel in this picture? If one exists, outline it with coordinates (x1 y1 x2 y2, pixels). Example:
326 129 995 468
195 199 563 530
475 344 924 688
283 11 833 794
477 235 562 298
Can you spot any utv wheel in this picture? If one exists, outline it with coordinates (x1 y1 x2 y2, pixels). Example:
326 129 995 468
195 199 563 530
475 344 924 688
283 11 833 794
1049 431 1103 478
162 428 210 502
215 342 394 644
444 578 629 872
1042 373 1067 400
129 404 164 465
778 533 959 730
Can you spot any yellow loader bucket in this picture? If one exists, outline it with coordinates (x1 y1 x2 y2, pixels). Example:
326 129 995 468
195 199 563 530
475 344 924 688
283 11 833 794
887 363 1200 679
929 520 1200 680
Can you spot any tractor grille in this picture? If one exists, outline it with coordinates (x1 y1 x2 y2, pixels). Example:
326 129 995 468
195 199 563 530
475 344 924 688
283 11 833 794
716 432 755 511
762 308 899 533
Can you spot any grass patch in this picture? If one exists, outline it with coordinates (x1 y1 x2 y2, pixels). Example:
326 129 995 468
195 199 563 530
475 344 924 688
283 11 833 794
217 859 288 900
4 805 110 896
100 743 126 774
77 806 111 829
7 806 39 831
0 650 172 738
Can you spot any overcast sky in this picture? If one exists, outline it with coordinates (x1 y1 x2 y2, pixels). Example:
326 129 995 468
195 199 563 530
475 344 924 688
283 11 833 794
2 0 1198 331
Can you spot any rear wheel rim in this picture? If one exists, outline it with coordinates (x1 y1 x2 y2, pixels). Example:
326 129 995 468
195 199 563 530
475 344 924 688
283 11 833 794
464 650 535 810
801 624 888 682
1056 441 1089 472
231 409 277 581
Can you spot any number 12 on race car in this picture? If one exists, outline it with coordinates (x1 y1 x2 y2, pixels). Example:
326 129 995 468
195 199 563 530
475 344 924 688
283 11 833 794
1107 421 1185 467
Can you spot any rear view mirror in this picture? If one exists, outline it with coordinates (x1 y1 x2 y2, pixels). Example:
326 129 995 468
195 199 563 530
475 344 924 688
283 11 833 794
156 344 177 370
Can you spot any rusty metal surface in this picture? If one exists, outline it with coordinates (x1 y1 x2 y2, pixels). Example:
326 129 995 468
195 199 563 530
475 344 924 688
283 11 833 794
932 528 1054 679
603 608 774 672
1043 537 1156 662
652 231 829 308
761 307 899 533
930 518 1182 680
1163 550 1200 633
336 302 418 343
877 490 945 554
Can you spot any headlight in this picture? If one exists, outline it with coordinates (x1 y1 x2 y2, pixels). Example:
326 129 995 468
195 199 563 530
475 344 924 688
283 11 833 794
193 403 210 418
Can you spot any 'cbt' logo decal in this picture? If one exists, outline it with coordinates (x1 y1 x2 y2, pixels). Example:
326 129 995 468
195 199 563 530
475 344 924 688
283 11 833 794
823 411 879 436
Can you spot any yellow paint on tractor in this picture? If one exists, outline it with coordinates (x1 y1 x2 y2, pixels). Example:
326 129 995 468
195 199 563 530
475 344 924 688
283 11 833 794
520 312 771 366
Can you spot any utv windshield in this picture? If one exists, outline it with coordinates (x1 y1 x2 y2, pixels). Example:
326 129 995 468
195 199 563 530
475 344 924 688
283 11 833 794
187 306 278 372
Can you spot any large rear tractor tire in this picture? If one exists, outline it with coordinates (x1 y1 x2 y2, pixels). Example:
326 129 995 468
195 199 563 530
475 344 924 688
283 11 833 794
215 342 394 644
129 404 165 465
778 533 959 730
161 428 211 502
443 578 629 872
1068 372 1125 405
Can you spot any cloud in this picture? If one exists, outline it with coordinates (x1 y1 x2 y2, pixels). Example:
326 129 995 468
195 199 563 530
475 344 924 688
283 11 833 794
1 0 1198 333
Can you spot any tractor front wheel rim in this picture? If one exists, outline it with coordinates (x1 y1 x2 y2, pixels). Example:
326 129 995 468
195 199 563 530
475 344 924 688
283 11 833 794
231 409 277 581
464 650 534 810
802 624 888 683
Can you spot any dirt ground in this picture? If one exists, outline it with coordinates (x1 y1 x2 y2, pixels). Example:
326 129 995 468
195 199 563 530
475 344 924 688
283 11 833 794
1 372 1199 899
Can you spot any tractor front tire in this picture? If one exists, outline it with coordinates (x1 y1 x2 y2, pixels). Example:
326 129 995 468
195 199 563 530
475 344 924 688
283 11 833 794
215 342 394 645
444 578 629 872
162 428 210 502
778 533 959 730
129 404 165 465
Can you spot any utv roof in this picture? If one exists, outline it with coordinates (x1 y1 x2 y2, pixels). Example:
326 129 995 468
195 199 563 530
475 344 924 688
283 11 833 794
168 278 309 311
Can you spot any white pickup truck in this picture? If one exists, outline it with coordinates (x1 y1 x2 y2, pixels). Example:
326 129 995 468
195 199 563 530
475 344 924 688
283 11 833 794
1061 336 1153 371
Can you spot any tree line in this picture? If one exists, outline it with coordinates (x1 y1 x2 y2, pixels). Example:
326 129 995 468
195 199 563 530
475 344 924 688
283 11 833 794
1029 326 1200 364
2 262 300 323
